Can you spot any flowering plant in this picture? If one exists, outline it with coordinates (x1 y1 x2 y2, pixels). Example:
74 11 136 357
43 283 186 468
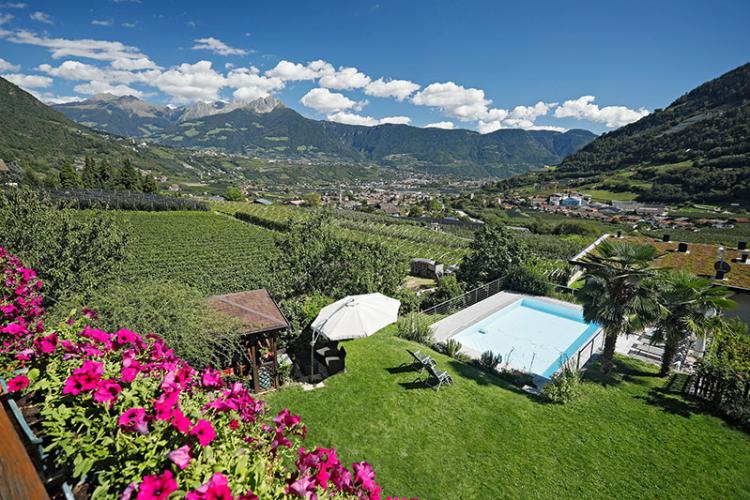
0 247 395 499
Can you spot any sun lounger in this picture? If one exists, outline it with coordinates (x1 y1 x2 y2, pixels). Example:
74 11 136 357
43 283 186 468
425 363 452 391
406 349 434 372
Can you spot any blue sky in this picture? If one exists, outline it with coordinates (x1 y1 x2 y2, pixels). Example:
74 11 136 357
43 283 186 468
0 0 748 133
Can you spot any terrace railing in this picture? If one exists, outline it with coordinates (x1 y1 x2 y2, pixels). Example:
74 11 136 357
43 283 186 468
421 275 505 316
567 328 605 372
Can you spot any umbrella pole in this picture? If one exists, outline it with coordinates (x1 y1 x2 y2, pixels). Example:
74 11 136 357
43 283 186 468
310 329 318 381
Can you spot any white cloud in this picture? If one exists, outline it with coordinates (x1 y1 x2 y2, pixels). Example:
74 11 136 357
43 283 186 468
226 67 284 101
192 37 247 57
265 60 325 81
110 57 157 70
29 11 53 24
34 92 81 104
1 29 150 63
2 72 52 88
412 81 491 122
318 65 371 90
554 95 648 128
364 77 420 101
300 87 358 114
378 115 411 125
0 3 27 8
0 13 13 25
38 60 154 85
326 111 411 126
425 121 454 130
154 60 225 102
73 80 143 97
121 22 136 28
0 57 19 72
92 19 113 26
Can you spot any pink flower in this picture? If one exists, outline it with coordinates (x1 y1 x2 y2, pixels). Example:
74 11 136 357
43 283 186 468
82 307 99 320
119 408 150 435
2 322 27 337
63 360 104 395
200 368 223 388
137 470 177 500
190 419 216 447
286 475 317 498
120 481 138 500
186 473 232 500
6 374 29 393
170 407 192 434
34 333 58 354
228 419 239 430
167 445 191 470
93 379 122 405
353 462 380 496
115 328 142 346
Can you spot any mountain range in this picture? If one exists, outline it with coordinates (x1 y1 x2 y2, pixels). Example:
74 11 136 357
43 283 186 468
52 93 596 178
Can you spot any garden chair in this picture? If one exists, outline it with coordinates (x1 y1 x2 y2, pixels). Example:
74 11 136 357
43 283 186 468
406 349 434 373
424 363 453 391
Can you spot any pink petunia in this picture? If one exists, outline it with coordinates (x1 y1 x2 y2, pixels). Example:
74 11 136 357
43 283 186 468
170 407 192 434
93 379 122 406
286 475 317 498
6 374 29 393
200 367 223 388
115 328 142 346
190 419 216 447
186 472 232 500
119 408 150 435
136 470 177 500
167 445 191 470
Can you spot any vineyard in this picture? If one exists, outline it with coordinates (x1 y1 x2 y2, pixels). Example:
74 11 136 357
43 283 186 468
214 202 471 265
104 211 280 295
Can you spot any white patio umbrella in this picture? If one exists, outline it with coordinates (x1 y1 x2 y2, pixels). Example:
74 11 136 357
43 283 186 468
309 293 400 377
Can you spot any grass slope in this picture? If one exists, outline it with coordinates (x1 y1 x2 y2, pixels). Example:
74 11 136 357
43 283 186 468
267 329 750 499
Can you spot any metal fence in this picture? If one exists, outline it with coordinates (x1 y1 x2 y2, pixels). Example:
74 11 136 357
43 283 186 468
566 328 605 372
421 276 505 316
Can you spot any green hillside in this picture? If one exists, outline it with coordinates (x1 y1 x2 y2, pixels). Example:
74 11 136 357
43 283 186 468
498 63 750 203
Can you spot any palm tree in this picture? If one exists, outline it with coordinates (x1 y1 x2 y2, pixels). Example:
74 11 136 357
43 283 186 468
652 271 734 376
578 240 661 375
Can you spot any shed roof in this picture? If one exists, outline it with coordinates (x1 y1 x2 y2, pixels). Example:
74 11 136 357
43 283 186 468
207 289 289 334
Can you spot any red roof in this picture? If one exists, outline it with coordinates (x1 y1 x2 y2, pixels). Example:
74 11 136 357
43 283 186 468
207 289 289 334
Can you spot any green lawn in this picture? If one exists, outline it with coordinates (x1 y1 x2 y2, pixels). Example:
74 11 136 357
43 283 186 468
266 328 750 499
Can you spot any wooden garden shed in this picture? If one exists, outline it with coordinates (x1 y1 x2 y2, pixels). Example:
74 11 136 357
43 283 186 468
207 289 290 393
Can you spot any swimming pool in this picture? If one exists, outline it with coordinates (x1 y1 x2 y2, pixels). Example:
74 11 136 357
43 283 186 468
450 297 600 379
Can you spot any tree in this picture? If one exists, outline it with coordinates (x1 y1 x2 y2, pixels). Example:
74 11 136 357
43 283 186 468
303 192 321 207
141 173 159 193
59 163 81 188
96 159 114 189
577 240 661 375
81 156 98 188
424 275 464 308
0 188 129 304
275 215 405 299
119 159 142 192
652 271 734 376
223 186 245 201
457 224 529 288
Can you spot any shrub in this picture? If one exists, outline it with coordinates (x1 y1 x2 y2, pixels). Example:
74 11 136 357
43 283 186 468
445 338 463 358
61 280 245 370
423 275 464 309
504 265 553 296
542 365 583 404
0 247 389 499
396 312 433 344
480 350 502 372
393 287 423 314
0 187 129 304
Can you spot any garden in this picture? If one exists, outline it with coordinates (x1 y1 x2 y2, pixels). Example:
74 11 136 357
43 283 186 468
0 246 391 499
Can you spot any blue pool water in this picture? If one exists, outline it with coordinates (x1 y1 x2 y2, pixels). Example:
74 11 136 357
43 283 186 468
451 298 599 379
